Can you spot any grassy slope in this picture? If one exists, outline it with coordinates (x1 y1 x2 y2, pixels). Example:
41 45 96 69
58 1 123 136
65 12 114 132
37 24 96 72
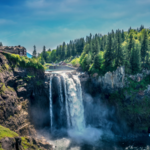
0 125 18 140
0 125 40 150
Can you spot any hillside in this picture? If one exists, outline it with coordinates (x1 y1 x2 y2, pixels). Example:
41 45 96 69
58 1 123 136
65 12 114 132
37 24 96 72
36 26 150 77
0 53 52 150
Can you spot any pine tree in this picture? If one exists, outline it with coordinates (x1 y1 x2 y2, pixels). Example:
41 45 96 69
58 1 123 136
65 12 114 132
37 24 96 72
130 43 141 74
141 30 148 64
139 25 144 31
124 45 131 74
121 30 125 42
145 44 150 69
86 52 92 66
128 33 134 56
42 45 47 61
94 54 100 70
67 44 71 58
128 27 132 33
61 42 66 59
40 57 45 65
104 33 114 70
0 42 3 46
115 30 124 67
111 30 115 38
32 45 37 58
72 45 76 56
56 46 59 56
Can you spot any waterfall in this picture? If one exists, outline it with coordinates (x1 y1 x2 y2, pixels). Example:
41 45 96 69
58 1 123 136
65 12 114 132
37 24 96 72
61 74 71 128
62 73 85 131
49 73 85 131
49 75 53 129
58 76 64 126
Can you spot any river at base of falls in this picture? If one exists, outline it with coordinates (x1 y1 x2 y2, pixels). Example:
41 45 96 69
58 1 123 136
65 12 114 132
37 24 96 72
47 133 150 150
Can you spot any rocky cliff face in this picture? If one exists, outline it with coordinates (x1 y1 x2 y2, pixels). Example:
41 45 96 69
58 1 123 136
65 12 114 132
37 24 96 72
97 66 125 91
0 53 52 149
79 67 150 134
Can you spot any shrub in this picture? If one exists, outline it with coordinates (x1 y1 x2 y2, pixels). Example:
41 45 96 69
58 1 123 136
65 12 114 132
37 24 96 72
4 53 44 70
71 57 80 67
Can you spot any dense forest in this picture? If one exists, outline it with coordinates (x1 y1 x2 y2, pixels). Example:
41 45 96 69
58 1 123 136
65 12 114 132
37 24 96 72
33 25 150 75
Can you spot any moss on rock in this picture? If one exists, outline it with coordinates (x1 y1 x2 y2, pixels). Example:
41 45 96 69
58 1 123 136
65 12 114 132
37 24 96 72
0 125 18 140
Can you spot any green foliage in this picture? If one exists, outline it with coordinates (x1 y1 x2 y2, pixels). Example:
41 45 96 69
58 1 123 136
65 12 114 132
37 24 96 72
0 144 3 150
21 137 38 150
35 26 150 75
36 80 43 86
0 83 6 94
0 125 18 140
71 57 80 67
130 43 141 74
4 53 44 70
7 86 15 92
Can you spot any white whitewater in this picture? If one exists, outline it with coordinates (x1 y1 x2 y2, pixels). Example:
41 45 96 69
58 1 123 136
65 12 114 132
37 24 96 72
61 73 85 131
61 74 71 128
58 76 64 124
58 76 63 103
49 73 85 131
49 75 53 129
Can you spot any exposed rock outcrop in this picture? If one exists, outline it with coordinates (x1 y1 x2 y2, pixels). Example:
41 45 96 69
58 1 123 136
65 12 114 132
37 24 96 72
0 136 53 150
97 66 125 91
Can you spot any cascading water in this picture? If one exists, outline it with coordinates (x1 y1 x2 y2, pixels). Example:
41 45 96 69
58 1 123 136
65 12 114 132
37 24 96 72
49 75 53 129
49 73 85 131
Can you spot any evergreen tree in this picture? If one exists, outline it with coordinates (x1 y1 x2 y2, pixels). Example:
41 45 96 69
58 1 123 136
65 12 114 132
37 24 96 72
139 25 144 31
130 43 141 74
56 46 59 56
100 38 104 51
124 45 131 74
32 45 37 58
121 30 125 42
94 54 100 70
92 38 100 58
62 42 66 59
67 44 71 58
104 33 114 70
128 27 132 33
0 42 3 46
72 45 76 56
141 30 148 64
111 30 115 38
42 45 47 61
115 30 124 67
40 57 45 65
145 50 150 69
128 33 134 56
86 52 92 65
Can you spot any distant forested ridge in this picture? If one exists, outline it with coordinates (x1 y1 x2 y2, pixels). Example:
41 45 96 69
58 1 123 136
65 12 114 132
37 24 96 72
35 25 150 74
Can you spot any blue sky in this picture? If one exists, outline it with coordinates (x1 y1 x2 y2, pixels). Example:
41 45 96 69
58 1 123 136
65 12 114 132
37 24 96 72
0 0 150 54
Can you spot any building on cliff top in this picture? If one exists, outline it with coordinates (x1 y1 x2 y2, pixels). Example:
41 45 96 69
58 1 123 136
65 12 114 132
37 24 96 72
0 45 27 56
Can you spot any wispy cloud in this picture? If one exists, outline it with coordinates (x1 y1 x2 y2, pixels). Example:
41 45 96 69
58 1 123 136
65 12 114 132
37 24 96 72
137 0 150 4
0 19 15 25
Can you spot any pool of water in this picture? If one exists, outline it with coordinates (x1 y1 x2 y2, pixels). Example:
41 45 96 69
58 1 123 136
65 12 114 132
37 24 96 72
45 69 76 74
48 135 150 150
